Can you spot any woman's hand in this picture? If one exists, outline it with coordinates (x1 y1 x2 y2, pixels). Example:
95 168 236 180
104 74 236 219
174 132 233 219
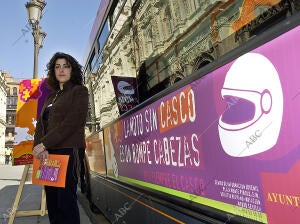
38 150 49 164
33 143 46 158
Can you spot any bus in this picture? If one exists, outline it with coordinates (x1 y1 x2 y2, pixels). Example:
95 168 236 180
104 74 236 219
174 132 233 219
82 0 300 223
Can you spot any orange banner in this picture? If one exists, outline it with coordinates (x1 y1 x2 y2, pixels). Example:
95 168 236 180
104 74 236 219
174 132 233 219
13 78 52 165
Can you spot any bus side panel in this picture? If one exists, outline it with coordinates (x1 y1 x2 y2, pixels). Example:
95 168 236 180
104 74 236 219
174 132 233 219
89 174 211 224
89 172 107 213
101 24 300 224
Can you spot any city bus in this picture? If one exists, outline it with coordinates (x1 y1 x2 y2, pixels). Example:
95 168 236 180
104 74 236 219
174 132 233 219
82 0 300 223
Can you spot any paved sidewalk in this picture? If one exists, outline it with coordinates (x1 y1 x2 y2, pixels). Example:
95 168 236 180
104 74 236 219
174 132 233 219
0 164 93 224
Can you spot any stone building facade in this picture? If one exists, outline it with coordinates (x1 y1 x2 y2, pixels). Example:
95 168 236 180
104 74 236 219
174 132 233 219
0 71 7 164
3 73 19 151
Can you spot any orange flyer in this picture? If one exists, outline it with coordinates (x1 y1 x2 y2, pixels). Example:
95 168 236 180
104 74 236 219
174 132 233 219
32 154 69 188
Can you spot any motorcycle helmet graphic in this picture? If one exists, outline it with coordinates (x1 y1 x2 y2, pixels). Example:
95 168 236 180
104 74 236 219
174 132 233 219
218 53 283 157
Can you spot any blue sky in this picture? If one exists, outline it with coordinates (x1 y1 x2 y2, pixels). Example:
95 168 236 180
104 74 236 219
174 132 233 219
0 0 100 81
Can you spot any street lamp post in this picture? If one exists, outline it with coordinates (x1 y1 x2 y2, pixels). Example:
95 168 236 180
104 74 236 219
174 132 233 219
25 0 46 79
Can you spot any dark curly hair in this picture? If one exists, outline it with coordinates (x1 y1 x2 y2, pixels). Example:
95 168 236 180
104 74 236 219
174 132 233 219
46 52 83 90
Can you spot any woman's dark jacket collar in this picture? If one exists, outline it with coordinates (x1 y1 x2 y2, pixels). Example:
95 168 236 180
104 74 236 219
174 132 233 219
54 80 75 92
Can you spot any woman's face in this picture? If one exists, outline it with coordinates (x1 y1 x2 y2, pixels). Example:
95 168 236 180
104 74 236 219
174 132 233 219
54 58 72 85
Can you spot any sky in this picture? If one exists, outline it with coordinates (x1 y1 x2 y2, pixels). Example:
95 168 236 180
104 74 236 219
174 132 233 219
0 0 101 81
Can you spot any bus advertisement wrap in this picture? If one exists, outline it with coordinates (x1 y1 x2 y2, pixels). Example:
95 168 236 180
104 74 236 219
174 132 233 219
104 25 300 224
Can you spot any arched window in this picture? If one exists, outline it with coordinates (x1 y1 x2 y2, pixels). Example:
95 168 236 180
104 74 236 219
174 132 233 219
13 87 17 96
164 6 173 36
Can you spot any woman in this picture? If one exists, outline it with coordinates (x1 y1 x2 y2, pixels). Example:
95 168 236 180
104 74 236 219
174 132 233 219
33 52 88 224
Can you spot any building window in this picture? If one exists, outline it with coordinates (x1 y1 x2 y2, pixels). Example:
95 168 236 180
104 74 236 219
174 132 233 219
13 87 17 96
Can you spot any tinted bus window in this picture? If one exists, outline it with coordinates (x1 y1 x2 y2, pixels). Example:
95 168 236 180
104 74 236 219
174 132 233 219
85 131 106 175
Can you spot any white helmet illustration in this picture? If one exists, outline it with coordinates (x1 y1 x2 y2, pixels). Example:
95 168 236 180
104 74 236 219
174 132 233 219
218 53 283 157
